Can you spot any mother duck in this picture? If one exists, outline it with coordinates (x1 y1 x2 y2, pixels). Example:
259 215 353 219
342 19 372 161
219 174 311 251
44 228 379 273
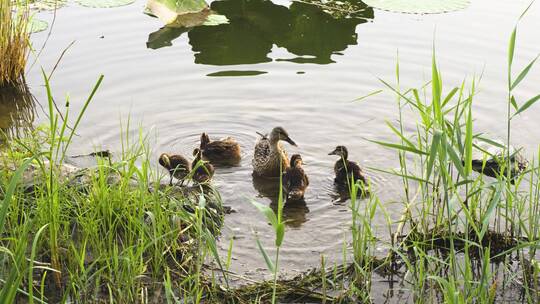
252 126 297 178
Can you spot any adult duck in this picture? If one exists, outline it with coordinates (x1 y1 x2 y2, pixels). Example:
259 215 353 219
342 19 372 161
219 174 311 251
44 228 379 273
329 146 366 186
283 154 309 201
159 153 190 186
252 126 297 178
199 132 241 166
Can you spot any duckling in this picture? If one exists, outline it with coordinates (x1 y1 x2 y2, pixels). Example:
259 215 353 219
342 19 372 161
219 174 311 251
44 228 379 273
192 148 215 183
199 132 241 166
252 126 297 178
283 154 309 201
329 146 366 186
159 153 190 186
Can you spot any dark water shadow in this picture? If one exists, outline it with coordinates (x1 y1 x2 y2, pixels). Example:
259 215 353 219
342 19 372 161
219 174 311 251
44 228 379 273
252 174 310 228
0 84 37 142
206 70 268 77
329 182 370 204
147 0 373 66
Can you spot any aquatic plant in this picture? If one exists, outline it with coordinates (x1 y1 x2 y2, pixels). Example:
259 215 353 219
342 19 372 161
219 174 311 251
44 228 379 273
0 0 30 87
250 162 287 304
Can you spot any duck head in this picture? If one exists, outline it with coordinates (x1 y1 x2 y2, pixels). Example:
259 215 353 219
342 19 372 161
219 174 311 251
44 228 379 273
329 146 348 160
269 126 297 147
290 154 303 167
159 153 171 168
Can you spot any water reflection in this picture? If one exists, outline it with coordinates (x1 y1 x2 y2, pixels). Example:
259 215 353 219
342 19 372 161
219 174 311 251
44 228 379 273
147 0 373 65
252 175 310 227
0 84 37 141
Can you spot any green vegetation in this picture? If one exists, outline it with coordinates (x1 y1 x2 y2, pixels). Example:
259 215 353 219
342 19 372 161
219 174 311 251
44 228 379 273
0 0 31 87
0 75 226 302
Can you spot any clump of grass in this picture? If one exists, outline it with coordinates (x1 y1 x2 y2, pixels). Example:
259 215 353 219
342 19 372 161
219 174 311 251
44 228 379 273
0 0 31 87
0 73 227 302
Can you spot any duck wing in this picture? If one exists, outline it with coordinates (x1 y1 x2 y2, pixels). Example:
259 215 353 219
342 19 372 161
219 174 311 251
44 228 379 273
205 142 235 154
253 137 270 164
349 161 366 184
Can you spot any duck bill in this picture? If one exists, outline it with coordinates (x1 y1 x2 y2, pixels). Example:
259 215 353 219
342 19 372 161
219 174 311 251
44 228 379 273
328 150 337 156
285 137 297 147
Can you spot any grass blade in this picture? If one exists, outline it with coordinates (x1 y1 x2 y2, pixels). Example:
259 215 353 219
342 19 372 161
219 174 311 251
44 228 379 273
251 201 278 229
255 236 275 272
368 139 429 155
0 156 35 234
513 93 540 117
464 105 473 176
510 54 539 90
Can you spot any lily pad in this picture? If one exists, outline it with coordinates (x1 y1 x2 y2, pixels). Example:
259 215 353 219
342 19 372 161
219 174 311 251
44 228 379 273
27 18 48 33
145 0 209 24
362 0 470 14
29 0 67 10
75 0 135 8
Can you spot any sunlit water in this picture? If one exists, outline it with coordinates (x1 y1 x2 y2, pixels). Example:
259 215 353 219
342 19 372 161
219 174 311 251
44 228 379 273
3 0 540 286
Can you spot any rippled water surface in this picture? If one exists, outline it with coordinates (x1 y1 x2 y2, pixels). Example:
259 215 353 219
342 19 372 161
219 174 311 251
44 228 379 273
5 0 540 282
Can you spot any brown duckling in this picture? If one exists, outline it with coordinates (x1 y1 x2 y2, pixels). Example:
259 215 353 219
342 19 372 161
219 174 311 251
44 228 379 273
283 154 309 201
192 148 215 183
159 153 190 186
253 126 297 178
199 132 241 166
329 146 366 186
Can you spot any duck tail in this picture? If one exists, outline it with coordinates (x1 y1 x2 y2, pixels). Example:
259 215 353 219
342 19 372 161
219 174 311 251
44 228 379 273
256 131 268 139
200 133 210 150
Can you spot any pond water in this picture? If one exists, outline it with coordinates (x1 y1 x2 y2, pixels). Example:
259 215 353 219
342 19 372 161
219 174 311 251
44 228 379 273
5 0 540 289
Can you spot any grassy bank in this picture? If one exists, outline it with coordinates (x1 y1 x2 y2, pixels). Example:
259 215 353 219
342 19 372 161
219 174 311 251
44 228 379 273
1 7 540 304
0 76 227 303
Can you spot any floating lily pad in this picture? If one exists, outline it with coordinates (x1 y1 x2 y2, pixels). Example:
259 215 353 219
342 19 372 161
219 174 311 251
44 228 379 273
75 0 135 8
29 0 67 11
27 18 48 33
362 0 470 14
145 0 209 24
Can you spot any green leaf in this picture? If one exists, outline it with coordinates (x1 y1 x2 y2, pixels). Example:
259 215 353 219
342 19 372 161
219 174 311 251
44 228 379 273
255 237 275 272
368 167 432 184
275 223 285 247
480 184 502 238
444 137 466 178
464 105 473 176
385 121 416 149
508 27 517 75
144 0 228 28
353 90 383 102
251 201 278 229
511 54 539 90
513 93 540 117
442 87 458 108
27 18 48 33
0 157 35 234
368 139 429 155
510 95 518 111
432 49 442 123
362 0 470 14
426 131 441 180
